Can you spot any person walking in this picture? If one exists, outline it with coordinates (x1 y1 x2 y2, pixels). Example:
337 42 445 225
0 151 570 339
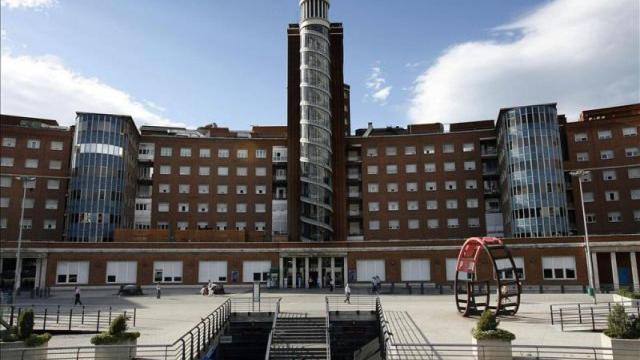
74 286 82 305
344 283 351 304
156 283 161 299
330 276 334 292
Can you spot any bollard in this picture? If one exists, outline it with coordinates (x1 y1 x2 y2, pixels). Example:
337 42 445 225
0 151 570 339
43 308 47 331
96 310 101 332
561 284 565 294
420 282 424 295
390 283 394 294
9 306 15 327
406 283 411 295
56 305 60 323
133 308 137 327
81 306 85 324
69 308 73 331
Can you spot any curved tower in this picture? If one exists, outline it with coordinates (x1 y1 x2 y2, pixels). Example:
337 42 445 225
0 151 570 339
298 0 333 241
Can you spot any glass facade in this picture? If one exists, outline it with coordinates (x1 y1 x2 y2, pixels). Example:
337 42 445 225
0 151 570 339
299 0 333 241
497 104 569 238
65 113 139 242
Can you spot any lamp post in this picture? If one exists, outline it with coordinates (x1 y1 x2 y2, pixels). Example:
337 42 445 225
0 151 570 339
13 176 36 303
570 170 596 303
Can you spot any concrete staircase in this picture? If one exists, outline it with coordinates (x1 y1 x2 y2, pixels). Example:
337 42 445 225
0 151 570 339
268 314 328 359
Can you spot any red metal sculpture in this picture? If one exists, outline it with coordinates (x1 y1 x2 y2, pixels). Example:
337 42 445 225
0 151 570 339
454 237 521 317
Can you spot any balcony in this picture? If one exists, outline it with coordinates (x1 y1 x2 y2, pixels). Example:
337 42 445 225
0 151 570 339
347 155 362 162
274 173 287 181
138 153 154 162
348 191 361 198
347 173 362 181
347 235 364 241
272 155 288 163
481 148 497 157
348 209 362 217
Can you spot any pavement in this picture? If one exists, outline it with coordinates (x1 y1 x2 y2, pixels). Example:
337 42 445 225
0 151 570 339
11 287 612 349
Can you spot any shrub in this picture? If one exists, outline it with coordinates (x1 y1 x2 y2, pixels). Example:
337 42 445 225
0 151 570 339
604 304 640 339
109 315 128 335
17 310 34 339
91 314 140 345
617 288 640 300
472 309 516 341
2 310 51 347
24 333 52 347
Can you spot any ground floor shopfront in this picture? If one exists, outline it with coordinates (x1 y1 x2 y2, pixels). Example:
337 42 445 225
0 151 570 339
1 235 639 291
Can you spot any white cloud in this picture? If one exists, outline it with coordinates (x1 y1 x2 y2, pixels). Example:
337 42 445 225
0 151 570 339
1 0 56 9
0 52 182 128
408 0 639 123
366 63 392 105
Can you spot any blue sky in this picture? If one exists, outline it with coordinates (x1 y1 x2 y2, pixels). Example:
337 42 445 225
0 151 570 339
1 0 638 131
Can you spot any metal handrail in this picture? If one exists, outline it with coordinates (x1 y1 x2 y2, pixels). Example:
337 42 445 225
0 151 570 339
549 300 640 331
263 299 281 360
325 295 377 312
376 297 393 359
325 297 331 360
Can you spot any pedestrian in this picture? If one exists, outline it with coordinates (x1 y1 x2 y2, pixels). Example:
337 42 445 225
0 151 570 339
344 283 351 304
371 277 377 295
156 283 161 299
74 286 82 305
330 276 334 292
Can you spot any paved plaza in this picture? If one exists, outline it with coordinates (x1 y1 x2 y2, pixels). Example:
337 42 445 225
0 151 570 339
12 287 611 349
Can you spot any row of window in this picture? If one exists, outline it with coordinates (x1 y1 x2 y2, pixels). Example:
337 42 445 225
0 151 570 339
584 211 640 223
0 197 58 209
575 148 639 161
156 202 268 213
1 137 65 150
579 169 640 182
0 217 57 230
138 221 268 231
366 143 477 157
365 179 480 193
156 147 268 159
365 161 476 175
573 127 637 142
156 165 268 177
0 177 61 189
367 199 480 212
368 218 480 230
582 189 640 202
155 183 269 195
0 157 63 170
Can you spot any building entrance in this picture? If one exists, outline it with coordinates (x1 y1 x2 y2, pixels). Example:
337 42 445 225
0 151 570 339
279 255 347 289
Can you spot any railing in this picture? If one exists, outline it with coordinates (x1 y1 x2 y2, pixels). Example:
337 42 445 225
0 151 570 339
376 297 393 360
0 344 176 359
264 299 281 360
0 304 136 333
325 298 331 360
325 295 377 313
387 343 620 360
549 301 640 331
231 297 281 314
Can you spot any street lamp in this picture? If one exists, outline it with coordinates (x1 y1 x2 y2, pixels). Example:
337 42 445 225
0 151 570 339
570 170 596 304
13 176 36 303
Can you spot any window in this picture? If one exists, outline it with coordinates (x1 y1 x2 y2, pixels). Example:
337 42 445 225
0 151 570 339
401 259 430 281
426 200 438 210
585 213 596 223
368 202 380 212
366 148 378 157
602 170 616 181
178 203 189 212
386 164 398 174
218 167 229 176
634 210 640 222
447 218 459 228
407 200 419 211
50 141 64 151
388 220 400 230
153 261 183 283
236 167 248 176
242 261 271 282
465 180 477 190
542 256 576 279
583 192 594 202
159 165 171 175
468 218 480 228
385 146 397 156
216 222 227 230
23 198 34 209
158 203 169 212
47 179 60 190
159 184 170 193
446 199 458 209
256 185 266 194
423 145 435 155
466 198 479 208
256 167 267 176
217 185 228 194
630 168 640 179
198 185 209 194
255 203 266 213
2 137 16 147
0 176 11 188
631 189 640 200
48 160 62 170
180 147 192 157
387 183 398 192
405 164 417 173
236 222 246 230
427 219 439 229
388 201 399 211
626 147 639 157
236 185 247 194
1 218 8 229
367 165 378 175
237 149 248 159
236 203 247 213
443 144 454 153
424 163 436 173
574 133 588 142
408 219 420 229
496 257 525 280
21 218 32 229
608 212 622 222
597 130 612 140
198 203 209 213
576 152 589 162
369 220 380 230
406 182 418 192
217 204 228 213
56 261 89 284
25 159 38 168
218 149 229 158
0 197 9 208
45 199 58 210
445 181 457 190
179 166 191 175
256 149 267 159
178 184 190 194
255 222 266 231
463 143 474 152
464 161 476 171
367 183 379 193
605 191 619 201
157 222 169 229
600 150 614 160
580 172 592 182
27 139 40 149
425 181 437 191
198 261 228 283
444 162 455 172
623 127 638 137
106 261 137 284
43 219 56 229
404 146 416 155
160 147 172 157
199 148 211 158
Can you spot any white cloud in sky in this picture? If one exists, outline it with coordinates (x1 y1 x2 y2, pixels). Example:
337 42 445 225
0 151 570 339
366 63 392 105
1 52 183 128
408 0 640 123
1 0 56 9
